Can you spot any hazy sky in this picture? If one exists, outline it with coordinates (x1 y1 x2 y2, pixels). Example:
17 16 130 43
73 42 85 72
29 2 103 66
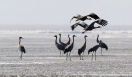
0 0 132 30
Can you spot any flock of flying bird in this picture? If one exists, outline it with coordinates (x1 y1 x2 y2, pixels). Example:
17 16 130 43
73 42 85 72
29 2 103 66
18 13 108 60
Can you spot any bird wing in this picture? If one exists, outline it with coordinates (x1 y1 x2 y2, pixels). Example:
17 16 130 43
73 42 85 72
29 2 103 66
101 42 108 50
59 41 67 47
70 14 82 23
88 47 93 54
95 19 108 26
86 13 100 20
71 22 79 31
19 45 26 53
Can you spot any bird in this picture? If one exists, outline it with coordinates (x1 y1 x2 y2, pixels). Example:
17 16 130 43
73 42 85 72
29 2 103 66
54 35 65 57
18 37 26 60
88 45 100 60
70 13 102 23
78 35 88 60
96 34 108 56
65 34 71 45
58 34 67 47
64 35 76 61
70 14 92 23
71 19 107 33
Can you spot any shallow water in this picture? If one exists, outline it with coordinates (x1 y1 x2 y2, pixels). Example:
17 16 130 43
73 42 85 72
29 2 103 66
0 30 132 76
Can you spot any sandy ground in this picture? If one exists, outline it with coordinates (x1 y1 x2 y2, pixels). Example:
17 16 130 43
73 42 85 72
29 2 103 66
0 32 132 76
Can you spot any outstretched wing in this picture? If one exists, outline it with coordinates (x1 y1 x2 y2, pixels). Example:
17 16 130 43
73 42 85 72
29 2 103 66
95 19 108 26
71 22 79 31
70 14 82 23
71 21 88 31
87 13 100 20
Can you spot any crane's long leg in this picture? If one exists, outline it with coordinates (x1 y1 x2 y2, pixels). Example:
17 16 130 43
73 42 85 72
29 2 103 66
82 52 84 60
60 50 61 57
69 51 71 61
20 52 23 60
101 48 102 56
92 52 93 60
66 52 68 60
80 54 81 60
95 51 96 60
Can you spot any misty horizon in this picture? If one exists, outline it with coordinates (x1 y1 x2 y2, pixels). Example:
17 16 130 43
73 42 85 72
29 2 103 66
0 24 131 30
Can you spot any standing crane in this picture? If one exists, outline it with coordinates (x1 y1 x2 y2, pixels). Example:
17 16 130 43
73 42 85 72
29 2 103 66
78 35 88 60
18 37 26 60
64 35 76 61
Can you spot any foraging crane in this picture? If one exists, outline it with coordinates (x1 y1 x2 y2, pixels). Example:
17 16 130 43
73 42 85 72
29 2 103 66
54 35 65 57
18 37 26 60
78 35 88 60
97 34 108 55
88 45 100 60
64 35 76 61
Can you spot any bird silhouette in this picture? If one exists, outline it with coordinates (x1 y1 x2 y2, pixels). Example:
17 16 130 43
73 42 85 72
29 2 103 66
64 35 76 61
96 34 108 56
65 34 71 45
88 45 100 60
78 35 88 60
70 14 92 23
54 35 65 57
58 34 67 47
18 37 26 60
71 19 107 33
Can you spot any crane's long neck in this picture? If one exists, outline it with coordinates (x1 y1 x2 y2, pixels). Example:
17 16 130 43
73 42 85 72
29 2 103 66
72 36 75 44
19 39 21 44
55 37 57 44
59 35 61 43
84 37 87 44
68 36 70 42
97 35 99 43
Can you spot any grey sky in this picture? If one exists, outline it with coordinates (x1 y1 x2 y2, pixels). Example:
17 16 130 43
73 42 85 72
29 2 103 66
0 0 132 30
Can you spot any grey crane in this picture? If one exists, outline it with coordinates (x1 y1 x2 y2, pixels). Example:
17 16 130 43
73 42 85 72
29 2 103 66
78 35 88 60
18 37 26 60
64 35 76 61
59 34 67 47
97 34 108 55
71 19 107 33
70 14 92 23
88 45 100 60
54 35 65 57
65 34 71 45
70 13 101 23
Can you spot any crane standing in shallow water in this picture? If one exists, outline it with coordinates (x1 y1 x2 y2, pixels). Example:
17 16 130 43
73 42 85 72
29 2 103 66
78 35 88 60
18 37 26 60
